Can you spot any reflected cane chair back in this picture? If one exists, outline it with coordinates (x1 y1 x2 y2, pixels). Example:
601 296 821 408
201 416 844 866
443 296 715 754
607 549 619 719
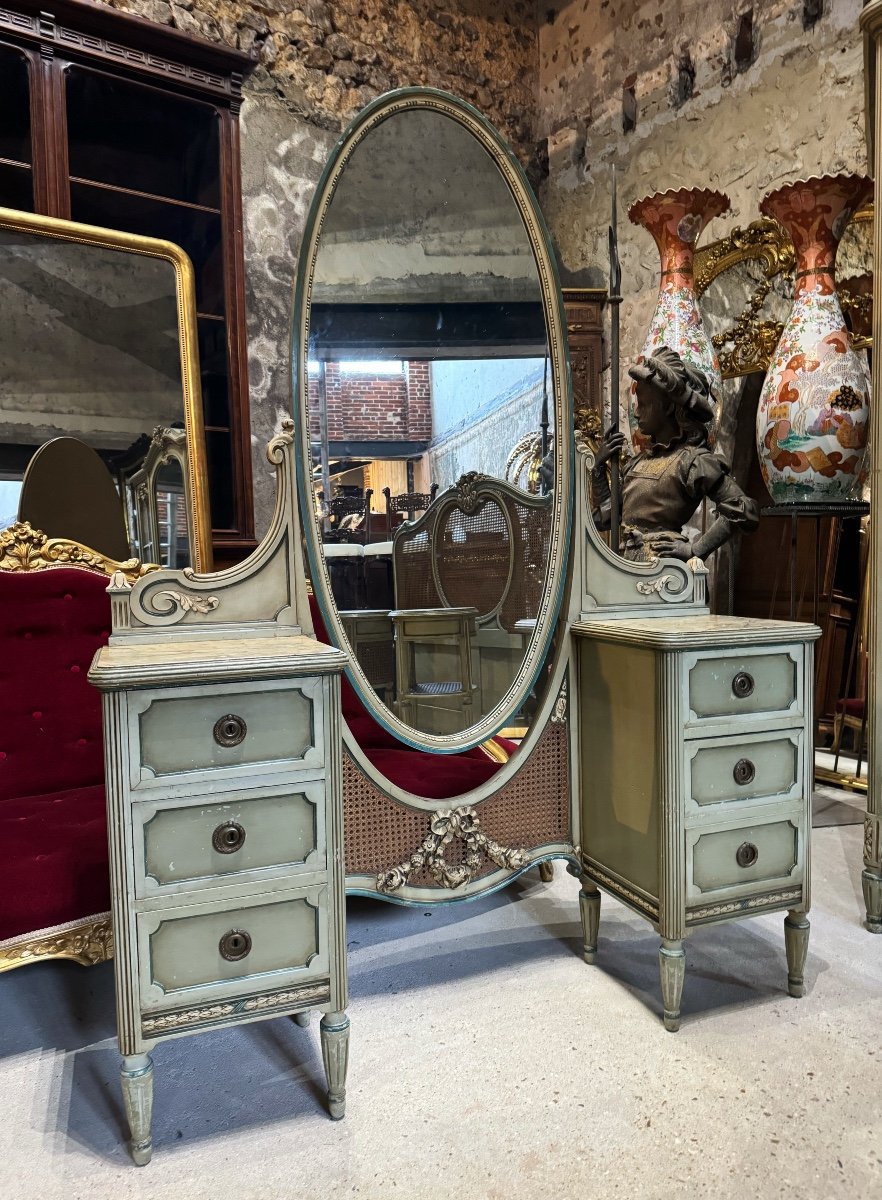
392 473 553 633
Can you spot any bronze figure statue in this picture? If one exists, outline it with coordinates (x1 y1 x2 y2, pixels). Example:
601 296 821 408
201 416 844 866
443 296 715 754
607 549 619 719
591 347 759 561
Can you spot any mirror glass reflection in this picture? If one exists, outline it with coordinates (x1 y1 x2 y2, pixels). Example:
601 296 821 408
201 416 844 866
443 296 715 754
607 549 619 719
0 225 195 567
306 108 557 739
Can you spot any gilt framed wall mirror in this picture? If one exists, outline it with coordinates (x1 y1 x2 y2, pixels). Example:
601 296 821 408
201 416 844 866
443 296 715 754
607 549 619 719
293 89 572 758
0 207 211 571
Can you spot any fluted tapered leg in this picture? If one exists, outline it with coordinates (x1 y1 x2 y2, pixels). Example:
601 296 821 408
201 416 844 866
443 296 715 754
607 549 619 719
579 883 601 964
121 1053 153 1166
784 910 810 997
659 940 686 1032
320 1011 349 1120
863 869 882 934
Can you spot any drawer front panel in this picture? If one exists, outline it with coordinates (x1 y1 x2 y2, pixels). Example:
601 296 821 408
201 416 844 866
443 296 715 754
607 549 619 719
687 733 801 811
136 786 325 896
687 650 799 724
138 888 329 1009
689 819 801 896
131 679 323 788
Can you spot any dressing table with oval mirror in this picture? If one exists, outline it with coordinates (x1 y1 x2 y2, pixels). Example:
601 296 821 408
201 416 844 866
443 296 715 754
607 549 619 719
293 90 579 902
0 207 211 570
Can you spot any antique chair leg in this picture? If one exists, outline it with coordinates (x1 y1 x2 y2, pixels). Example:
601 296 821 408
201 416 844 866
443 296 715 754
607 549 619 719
538 861 555 883
120 1053 154 1166
659 939 686 1032
864 868 882 934
320 1011 350 1120
784 909 810 997
579 882 601 963
291 1010 313 1027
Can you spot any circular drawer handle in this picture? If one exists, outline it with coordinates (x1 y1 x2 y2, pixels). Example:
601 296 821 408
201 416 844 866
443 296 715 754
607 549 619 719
219 929 252 961
214 714 247 747
736 842 759 869
212 820 246 854
733 758 756 786
732 671 755 699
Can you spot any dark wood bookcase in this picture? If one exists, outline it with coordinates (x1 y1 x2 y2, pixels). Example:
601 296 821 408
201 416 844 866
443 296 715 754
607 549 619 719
0 0 257 559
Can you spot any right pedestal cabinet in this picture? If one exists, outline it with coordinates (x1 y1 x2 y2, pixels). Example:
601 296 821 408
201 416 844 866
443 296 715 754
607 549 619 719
573 615 821 1031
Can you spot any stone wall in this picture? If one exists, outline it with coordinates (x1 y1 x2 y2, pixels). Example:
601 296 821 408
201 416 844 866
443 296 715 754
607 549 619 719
538 0 869 427
101 0 539 535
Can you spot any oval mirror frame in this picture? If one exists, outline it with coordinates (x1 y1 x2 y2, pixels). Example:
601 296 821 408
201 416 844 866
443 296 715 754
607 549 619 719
292 88 572 753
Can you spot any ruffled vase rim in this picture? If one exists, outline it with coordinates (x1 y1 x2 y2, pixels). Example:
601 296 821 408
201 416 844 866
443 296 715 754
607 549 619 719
759 172 873 220
628 186 731 227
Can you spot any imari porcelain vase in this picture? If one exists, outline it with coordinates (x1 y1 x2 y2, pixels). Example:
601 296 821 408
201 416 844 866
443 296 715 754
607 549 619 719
628 187 730 450
756 173 873 503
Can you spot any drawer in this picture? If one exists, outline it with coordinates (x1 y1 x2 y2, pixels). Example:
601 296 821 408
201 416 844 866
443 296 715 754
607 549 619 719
137 885 329 1011
128 677 325 792
684 647 802 729
133 783 326 899
687 817 803 900
685 730 803 816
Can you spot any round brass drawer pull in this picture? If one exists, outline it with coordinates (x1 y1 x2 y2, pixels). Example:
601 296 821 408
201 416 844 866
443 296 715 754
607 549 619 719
736 842 759 868
212 821 246 854
213 714 247 747
732 671 755 699
219 929 252 961
733 758 756 786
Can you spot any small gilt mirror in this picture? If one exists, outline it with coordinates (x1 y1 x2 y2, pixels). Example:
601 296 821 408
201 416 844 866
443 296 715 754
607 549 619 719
0 207 211 570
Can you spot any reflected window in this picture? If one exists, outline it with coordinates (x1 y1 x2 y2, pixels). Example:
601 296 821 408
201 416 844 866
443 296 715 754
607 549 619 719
0 479 22 528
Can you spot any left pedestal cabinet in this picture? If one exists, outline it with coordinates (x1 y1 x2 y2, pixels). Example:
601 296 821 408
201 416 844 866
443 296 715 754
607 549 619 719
89 422 349 1164
91 633 349 1163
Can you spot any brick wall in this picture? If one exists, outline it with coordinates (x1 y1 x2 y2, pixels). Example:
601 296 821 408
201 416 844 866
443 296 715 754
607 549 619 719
308 360 432 442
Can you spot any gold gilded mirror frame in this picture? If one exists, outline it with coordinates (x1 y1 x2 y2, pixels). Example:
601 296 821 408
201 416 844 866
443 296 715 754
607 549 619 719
694 207 873 378
291 88 572 755
0 206 212 572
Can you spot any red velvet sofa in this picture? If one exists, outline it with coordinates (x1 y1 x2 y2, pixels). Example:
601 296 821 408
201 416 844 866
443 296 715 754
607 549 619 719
0 541 510 974
0 525 126 971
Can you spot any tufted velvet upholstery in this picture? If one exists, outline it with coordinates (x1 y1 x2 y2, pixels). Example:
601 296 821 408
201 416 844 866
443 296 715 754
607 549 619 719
308 595 512 797
0 567 111 942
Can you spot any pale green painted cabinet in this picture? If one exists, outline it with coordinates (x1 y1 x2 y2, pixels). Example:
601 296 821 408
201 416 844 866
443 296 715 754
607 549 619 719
573 615 820 1031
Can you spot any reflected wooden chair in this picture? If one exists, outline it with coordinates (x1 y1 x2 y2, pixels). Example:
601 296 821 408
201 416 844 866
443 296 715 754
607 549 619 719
320 487 373 542
382 484 438 525
340 608 396 702
391 474 553 726
389 605 478 733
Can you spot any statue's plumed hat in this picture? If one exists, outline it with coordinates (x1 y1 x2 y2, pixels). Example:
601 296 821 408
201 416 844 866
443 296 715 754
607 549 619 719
627 346 716 421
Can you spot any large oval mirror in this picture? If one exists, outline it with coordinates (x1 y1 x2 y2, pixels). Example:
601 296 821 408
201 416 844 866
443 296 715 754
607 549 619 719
293 90 571 753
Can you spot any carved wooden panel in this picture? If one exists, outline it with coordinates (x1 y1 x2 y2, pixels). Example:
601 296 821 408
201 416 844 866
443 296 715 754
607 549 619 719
563 287 606 427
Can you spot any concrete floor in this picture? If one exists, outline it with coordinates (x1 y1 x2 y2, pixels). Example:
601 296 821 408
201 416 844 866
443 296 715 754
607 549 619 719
1 814 880 1200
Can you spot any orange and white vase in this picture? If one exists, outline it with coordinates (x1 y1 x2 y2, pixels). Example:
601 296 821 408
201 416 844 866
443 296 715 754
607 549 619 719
756 173 873 503
628 187 730 450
